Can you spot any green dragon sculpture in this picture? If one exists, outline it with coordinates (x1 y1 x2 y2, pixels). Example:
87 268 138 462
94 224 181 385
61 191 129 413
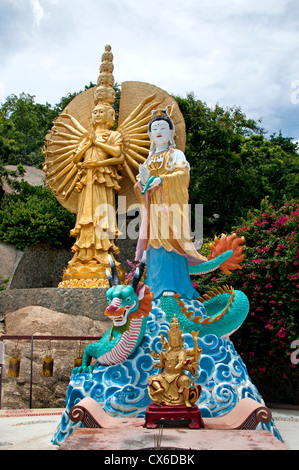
73 252 153 373
73 234 250 374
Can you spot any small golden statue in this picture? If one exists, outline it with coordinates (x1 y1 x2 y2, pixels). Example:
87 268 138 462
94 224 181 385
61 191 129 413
148 314 202 407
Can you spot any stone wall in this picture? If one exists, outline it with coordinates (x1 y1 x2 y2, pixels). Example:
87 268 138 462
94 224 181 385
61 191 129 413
6 237 136 289
1 305 111 409
0 235 137 409
0 289 111 409
0 287 108 320
8 244 72 289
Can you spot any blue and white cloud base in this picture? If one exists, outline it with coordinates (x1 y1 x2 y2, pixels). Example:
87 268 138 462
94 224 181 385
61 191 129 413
51 301 282 446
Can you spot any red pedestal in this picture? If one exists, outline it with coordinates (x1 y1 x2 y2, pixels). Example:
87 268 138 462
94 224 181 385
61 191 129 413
144 402 205 429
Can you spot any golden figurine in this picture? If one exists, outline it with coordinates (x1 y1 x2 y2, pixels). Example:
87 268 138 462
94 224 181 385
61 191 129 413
148 314 202 407
43 47 152 287
43 45 186 288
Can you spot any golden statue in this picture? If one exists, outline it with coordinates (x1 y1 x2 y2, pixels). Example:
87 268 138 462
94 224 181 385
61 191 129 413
43 45 186 288
148 314 202 407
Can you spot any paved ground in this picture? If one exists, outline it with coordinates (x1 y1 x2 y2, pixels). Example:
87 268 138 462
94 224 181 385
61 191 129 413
0 406 298 450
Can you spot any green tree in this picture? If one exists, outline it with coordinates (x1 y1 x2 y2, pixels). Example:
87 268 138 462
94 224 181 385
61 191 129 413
0 162 25 204
0 93 56 168
174 93 299 236
0 83 118 170
0 181 75 249
0 113 20 163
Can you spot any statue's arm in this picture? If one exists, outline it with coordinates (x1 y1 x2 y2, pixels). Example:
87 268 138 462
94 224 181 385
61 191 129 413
94 141 122 157
73 139 92 164
96 154 125 167
93 132 124 166
174 350 188 371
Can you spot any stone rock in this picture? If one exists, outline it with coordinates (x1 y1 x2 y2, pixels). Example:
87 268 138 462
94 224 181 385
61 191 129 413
2 306 110 409
0 241 22 282
3 165 45 194
5 305 108 337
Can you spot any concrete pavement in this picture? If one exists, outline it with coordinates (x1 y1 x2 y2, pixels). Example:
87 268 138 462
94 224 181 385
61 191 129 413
0 406 298 450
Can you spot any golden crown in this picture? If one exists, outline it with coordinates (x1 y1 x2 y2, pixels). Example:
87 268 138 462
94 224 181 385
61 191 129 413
151 108 169 119
168 314 183 342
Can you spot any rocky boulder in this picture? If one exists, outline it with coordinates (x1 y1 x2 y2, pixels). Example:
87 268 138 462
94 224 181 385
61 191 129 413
2 306 109 409
0 241 22 286
3 165 45 194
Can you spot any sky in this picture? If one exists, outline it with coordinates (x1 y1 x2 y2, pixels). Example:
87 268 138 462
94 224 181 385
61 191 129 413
1 0 299 141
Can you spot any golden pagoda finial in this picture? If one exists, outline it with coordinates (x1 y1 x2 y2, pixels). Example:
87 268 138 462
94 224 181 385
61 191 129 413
94 44 115 105
167 313 183 346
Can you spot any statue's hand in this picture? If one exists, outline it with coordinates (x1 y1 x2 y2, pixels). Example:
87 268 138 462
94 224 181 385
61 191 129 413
72 365 93 375
149 176 162 189
141 176 162 194
139 163 150 185
150 350 159 358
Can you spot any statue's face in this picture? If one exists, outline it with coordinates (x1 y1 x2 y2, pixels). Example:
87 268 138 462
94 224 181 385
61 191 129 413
169 334 181 348
94 86 107 102
150 120 171 149
94 86 115 104
92 104 115 127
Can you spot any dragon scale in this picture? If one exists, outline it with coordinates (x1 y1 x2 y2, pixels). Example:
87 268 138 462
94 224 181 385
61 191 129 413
97 317 144 365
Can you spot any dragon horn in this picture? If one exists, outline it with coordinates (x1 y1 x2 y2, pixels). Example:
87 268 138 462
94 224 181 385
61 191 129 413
108 254 120 286
130 251 147 291
105 268 113 288
131 267 140 291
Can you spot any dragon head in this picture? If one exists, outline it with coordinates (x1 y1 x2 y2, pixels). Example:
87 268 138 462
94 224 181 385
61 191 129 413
105 252 153 327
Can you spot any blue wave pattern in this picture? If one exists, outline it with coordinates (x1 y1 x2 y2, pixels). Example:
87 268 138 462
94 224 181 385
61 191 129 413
52 299 282 445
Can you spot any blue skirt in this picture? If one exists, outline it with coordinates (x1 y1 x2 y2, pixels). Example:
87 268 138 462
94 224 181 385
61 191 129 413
146 246 199 300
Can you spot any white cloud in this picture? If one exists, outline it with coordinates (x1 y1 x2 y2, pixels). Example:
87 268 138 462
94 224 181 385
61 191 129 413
30 0 44 27
0 0 299 139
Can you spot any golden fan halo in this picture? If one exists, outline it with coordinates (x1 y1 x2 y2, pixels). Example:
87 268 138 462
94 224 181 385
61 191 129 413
43 88 94 214
43 81 186 214
118 81 186 210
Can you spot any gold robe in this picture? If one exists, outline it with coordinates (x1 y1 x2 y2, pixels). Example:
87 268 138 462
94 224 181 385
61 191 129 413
135 148 206 265
70 130 123 266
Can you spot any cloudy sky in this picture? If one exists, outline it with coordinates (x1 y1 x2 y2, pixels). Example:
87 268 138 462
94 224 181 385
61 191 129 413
1 0 299 140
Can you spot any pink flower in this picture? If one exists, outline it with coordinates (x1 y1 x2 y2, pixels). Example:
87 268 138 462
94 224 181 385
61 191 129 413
259 367 267 373
277 327 286 338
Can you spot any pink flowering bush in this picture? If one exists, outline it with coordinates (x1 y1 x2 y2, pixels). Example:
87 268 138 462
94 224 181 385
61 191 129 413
194 197 299 401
